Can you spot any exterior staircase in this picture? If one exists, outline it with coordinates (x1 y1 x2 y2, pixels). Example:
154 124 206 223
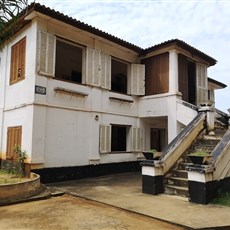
164 121 228 198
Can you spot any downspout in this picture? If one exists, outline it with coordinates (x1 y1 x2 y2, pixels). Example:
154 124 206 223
0 44 9 162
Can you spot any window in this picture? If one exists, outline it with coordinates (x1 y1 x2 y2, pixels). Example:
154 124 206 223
10 37 26 84
100 125 141 153
111 59 128 94
55 39 83 84
6 126 22 160
111 125 128 152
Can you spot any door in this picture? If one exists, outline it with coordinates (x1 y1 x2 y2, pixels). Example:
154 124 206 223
150 128 166 151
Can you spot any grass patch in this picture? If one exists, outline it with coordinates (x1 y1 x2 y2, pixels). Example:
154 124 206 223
212 192 230 206
0 170 29 185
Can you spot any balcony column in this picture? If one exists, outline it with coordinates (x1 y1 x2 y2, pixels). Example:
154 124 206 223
169 50 179 94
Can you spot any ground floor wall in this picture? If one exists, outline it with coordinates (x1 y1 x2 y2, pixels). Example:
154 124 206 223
31 105 143 169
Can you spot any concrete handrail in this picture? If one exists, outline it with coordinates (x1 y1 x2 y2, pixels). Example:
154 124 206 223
212 128 230 181
215 108 229 127
160 112 206 174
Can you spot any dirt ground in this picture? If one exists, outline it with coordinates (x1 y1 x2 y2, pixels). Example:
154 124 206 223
0 194 183 229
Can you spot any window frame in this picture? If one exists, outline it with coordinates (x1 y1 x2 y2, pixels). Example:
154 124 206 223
55 37 86 85
10 37 26 85
111 124 131 152
111 57 130 94
100 124 141 154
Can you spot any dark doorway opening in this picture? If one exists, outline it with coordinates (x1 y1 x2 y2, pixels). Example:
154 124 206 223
150 128 166 152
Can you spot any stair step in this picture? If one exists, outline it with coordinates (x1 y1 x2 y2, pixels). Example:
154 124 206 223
203 135 222 141
197 138 220 145
165 185 188 197
172 169 188 178
178 162 193 170
166 177 188 187
192 146 214 153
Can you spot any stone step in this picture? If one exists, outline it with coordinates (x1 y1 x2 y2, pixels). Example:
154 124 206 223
165 185 188 197
172 169 188 178
196 138 220 145
166 177 188 187
203 135 222 141
192 146 215 153
177 162 193 170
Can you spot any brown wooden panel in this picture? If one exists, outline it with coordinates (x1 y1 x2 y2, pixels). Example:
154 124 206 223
10 37 26 84
6 126 22 160
142 53 169 95
178 54 188 101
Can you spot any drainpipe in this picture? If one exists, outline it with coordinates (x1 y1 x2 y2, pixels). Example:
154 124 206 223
0 45 9 165
228 108 230 128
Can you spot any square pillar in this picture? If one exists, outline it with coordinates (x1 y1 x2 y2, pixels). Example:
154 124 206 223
187 166 216 204
141 161 164 195
199 103 215 133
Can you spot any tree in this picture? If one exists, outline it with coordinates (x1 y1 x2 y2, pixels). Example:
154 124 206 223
0 0 28 49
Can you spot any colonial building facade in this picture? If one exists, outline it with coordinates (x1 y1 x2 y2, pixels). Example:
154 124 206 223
0 3 226 182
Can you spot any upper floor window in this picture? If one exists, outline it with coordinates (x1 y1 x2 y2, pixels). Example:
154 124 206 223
55 39 83 84
37 31 145 95
111 59 128 94
10 37 26 85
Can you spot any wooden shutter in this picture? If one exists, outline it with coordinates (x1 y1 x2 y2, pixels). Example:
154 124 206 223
6 126 22 160
37 31 55 77
132 127 141 152
196 63 208 105
86 48 100 86
100 52 111 89
130 64 145 95
10 37 26 84
100 125 111 153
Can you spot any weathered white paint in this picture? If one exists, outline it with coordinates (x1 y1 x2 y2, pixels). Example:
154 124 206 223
176 99 198 126
188 171 213 183
142 165 163 176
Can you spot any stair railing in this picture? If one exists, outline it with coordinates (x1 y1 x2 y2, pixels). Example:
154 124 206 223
159 112 206 174
215 108 229 127
211 128 230 181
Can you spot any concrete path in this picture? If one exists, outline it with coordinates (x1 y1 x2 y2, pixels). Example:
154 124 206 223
47 172 230 229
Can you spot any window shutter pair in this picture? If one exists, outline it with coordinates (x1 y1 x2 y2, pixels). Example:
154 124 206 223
37 31 56 77
99 125 141 153
86 48 111 89
196 63 208 105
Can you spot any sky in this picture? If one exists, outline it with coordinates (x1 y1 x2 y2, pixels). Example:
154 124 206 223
28 0 230 113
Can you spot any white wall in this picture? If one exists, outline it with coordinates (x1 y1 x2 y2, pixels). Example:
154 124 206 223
0 21 37 160
1 106 34 160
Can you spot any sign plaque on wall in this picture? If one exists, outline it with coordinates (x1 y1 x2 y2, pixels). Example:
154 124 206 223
35 85 46 95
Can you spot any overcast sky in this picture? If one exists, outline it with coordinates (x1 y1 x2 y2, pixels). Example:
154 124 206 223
29 0 230 113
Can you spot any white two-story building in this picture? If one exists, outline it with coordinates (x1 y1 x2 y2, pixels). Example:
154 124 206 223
0 3 226 182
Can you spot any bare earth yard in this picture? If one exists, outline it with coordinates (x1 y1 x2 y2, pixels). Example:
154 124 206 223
0 195 183 230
